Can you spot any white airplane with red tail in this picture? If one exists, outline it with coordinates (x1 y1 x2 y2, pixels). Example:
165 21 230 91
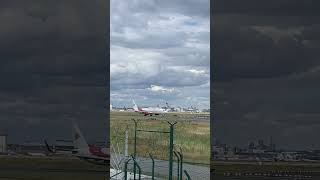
132 100 169 116
45 121 109 166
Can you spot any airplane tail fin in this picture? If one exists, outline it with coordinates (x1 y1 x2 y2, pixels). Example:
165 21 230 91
132 99 139 111
44 140 55 153
72 121 89 152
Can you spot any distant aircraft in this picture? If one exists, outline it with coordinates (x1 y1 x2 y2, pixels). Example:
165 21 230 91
45 121 109 166
132 100 169 116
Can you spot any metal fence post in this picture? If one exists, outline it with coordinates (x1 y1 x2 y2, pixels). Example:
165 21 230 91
184 170 191 180
168 122 177 180
132 155 141 180
174 151 180 180
149 153 155 180
132 119 138 179
177 151 183 180
125 126 129 157
124 158 132 180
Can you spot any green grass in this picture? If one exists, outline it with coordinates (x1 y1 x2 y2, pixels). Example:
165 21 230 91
110 111 210 165
212 161 320 176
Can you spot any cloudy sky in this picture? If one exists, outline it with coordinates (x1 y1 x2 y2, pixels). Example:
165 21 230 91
110 0 210 110
212 0 320 150
0 0 107 143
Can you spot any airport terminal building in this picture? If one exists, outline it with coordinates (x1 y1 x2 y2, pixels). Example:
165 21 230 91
0 134 7 154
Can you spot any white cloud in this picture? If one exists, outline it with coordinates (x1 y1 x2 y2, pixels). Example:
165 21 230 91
148 85 175 93
188 69 206 75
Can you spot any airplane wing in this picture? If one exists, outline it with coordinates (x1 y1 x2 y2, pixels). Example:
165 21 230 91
44 140 75 153
75 155 109 165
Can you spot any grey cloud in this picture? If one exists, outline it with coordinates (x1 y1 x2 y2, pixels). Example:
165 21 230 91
111 0 210 109
112 31 187 49
213 0 320 16
155 0 210 17
0 0 108 143
213 24 317 81
212 0 320 149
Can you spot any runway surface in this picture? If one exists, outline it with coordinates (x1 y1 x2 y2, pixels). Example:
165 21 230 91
111 153 210 179
211 160 320 180
0 167 107 174
0 167 107 180
0 156 107 180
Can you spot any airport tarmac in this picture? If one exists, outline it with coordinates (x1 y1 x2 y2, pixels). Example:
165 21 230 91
212 160 320 180
0 155 107 180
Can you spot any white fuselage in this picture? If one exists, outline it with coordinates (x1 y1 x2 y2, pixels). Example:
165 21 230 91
132 100 168 116
139 107 168 113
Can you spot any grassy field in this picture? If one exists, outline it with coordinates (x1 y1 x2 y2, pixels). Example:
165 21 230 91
212 160 320 178
0 156 107 180
110 111 210 165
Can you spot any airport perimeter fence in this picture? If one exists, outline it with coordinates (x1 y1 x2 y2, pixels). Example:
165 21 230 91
110 119 172 160
110 119 198 179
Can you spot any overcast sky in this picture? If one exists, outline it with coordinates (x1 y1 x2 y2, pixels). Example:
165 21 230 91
110 0 210 110
212 0 320 150
0 0 107 143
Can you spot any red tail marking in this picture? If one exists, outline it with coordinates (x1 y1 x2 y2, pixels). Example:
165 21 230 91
89 145 108 158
